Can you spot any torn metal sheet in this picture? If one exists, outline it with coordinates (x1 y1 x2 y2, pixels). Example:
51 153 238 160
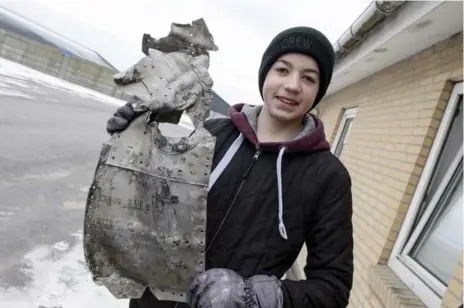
83 18 218 303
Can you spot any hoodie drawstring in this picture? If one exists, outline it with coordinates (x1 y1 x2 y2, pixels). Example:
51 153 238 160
207 133 288 241
276 146 288 240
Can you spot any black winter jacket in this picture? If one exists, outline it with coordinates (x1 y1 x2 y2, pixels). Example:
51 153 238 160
130 103 354 308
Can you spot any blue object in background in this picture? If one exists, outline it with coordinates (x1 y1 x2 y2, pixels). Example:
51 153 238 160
61 50 73 56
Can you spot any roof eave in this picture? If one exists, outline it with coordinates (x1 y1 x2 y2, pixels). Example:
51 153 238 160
324 0 463 97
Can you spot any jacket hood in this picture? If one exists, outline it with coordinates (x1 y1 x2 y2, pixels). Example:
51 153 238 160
215 103 331 241
228 103 330 153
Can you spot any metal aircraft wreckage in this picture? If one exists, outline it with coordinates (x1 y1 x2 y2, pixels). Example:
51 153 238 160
83 18 219 303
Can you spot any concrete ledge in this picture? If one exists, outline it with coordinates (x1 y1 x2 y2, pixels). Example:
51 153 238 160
0 29 124 99
0 28 230 115
369 265 427 308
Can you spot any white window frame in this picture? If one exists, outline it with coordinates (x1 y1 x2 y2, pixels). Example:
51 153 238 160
331 107 358 155
388 82 463 308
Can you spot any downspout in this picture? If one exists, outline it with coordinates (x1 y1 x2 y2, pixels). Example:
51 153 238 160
333 1 407 62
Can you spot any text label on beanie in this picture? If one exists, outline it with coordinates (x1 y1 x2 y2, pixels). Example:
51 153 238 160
281 36 312 50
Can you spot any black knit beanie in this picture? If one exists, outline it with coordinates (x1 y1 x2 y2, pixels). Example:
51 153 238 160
258 26 335 109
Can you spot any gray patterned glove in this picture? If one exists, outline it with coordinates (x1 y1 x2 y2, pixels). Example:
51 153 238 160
106 101 141 134
106 98 185 134
187 268 283 308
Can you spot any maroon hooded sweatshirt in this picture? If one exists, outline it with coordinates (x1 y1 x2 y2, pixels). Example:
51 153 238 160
130 103 353 308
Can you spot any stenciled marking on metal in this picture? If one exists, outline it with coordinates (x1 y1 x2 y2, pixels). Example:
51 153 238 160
83 18 218 303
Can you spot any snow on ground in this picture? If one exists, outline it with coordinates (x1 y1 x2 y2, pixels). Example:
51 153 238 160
0 232 129 308
0 57 194 129
0 88 34 99
0 56 197 307
0 58 125 107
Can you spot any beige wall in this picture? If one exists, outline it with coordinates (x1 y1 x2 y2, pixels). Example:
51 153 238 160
441 253 464 308
318 32 463 308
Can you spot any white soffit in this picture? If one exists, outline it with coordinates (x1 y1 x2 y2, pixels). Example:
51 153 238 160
327 1 463 96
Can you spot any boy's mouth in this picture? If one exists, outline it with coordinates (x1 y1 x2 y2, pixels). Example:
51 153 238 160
276 95 299 106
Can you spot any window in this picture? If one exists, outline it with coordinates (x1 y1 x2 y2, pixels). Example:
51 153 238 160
331 107 358 157
389 82 463 308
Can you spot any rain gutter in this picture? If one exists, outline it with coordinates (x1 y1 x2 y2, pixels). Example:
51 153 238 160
332 1 407 62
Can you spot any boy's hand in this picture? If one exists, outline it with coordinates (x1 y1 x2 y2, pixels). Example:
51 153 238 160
106 101 141 134
188 268 283 308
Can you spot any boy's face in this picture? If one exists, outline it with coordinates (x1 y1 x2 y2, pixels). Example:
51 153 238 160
262 53 320 123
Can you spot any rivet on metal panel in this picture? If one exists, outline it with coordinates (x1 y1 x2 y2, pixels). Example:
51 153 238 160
86 18 217 303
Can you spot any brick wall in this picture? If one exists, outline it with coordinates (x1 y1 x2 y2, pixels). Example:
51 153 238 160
441 253 464 308
318 32 463 308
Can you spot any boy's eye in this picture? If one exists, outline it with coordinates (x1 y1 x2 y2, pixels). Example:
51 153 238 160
275 67 288 74
303 75 315 83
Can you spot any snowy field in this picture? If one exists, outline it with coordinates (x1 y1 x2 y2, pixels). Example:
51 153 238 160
0 57 162 308
0 58 194 129
0 58 126 106
0 233 129 308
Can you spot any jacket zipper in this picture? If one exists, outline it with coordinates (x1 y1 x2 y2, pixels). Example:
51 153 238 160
206 147 262 254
